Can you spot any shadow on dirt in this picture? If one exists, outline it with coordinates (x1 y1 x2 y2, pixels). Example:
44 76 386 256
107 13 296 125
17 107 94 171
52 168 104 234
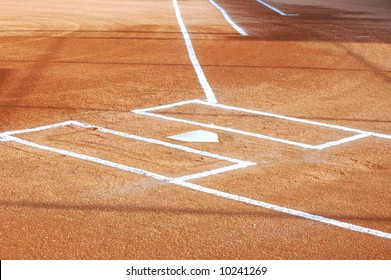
1 199 391 223
219 0 391 43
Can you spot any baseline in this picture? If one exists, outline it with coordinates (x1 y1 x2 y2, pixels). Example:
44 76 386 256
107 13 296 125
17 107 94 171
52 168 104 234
173 0 217 103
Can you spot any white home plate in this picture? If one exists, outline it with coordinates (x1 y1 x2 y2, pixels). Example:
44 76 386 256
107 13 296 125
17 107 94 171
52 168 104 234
168 130 219 143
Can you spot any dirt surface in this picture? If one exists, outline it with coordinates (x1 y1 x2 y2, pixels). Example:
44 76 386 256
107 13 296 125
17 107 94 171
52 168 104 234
1 0 391 259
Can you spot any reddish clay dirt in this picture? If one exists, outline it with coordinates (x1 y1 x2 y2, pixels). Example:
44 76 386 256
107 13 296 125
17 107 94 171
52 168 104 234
1 0 391 259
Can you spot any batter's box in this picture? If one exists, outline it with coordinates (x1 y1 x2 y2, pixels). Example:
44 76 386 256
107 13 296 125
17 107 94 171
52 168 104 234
0 121 255 183
133 99 391 150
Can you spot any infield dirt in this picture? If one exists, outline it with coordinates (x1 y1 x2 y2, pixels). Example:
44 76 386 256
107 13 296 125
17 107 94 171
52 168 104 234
1 0 391 259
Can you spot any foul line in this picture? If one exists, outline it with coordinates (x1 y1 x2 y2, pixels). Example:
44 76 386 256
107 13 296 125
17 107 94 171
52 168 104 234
256 0 298 16
177 181 391 240
208 0 248 36
3 129 391 240
173 0 218 103
0 0 388 244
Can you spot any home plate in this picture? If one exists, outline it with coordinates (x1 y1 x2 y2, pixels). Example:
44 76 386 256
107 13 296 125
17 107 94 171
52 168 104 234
168 130 219 143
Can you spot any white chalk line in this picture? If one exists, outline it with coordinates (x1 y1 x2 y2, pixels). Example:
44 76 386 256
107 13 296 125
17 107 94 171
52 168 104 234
372 132 391 140
256 0 298 16
133 111 361 150
173 0 217 103
314 133 371 150
193 100 362 134
194 100 391 140
176 180 391 240
133 99 199 113
8 135 172 182
135 111 317 149
2 120 76 136
176 162 252 181
195 100 391 140
133 99 391 149
72 121 253 165
1 120 254 182
208 0 248 36
0 0 387 243
5 133 391 240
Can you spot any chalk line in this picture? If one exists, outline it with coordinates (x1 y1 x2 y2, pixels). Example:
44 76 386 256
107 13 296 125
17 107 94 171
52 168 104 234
175 162 252 181
3 120 254 182
7 133 391 240
71 121 252 166
133 99 199 112
256 0 298 16
8 136 171 182
193 100 391 140
176 180 391 240
371 132 391 140
133 99 391 149
313 133 371 150
173 0 217 103
208 0 247 35
135 110 317 149
2 121 76 136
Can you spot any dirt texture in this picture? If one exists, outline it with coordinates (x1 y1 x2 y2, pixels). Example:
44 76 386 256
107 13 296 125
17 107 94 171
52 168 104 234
1 0 391 259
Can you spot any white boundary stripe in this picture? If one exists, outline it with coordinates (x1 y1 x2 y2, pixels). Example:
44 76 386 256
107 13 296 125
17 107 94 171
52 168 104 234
314 133 371 150
0 120 240 163
173 0 218 103
208 0 248 36
72 121 253 166
8 136 172 183
256 0 298 16
194 100 391 140
2 120 76 136
372 132 391 140
176 162 251 181
176 180 391 240
1 120 254 181
133 99 391 149
6 133 391 239
133 99 199 112
194 100 364 134
134 111 364 150
136 111 317 149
